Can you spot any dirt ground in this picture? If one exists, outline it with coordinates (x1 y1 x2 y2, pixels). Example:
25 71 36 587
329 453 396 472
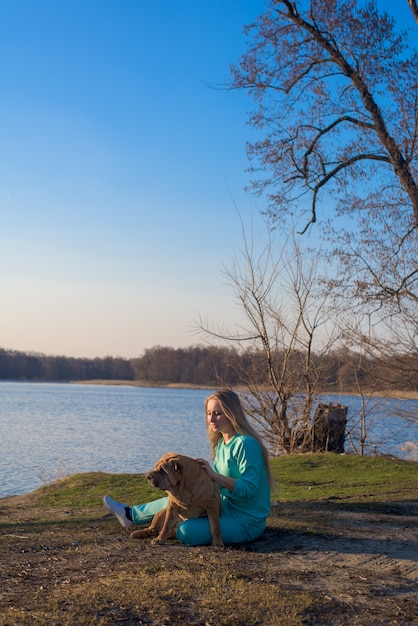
252 501 418 624
1 497 417 625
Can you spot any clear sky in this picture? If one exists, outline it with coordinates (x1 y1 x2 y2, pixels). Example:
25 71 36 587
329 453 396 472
0 1 414 359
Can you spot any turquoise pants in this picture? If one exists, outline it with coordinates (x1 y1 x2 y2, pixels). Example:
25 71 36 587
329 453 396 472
130 497 266 546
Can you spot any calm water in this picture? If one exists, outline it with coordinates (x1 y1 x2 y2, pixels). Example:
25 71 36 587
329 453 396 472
0 383 212 498
0 382 417 498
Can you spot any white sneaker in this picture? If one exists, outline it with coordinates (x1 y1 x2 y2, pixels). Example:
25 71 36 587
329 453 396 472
103 495 133 528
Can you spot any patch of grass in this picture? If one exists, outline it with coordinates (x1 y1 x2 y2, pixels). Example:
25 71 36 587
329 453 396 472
45 564 312 626
270 453 418 503
31 453 418 514
0 573 314 626
35 471 160 510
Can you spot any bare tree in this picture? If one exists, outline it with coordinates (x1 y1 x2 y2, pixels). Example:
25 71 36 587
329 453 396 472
231 0 418 309
336 310 418 456
338 303 418 401
200 226 338 454
335 330 383 455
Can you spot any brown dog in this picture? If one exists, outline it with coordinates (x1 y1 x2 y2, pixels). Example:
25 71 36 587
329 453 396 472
130 452 223 548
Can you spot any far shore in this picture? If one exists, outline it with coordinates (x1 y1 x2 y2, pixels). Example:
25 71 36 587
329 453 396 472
72 379 418 400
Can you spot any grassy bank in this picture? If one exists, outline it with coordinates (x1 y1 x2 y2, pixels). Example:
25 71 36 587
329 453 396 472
1 454 417 625
32 453 418 512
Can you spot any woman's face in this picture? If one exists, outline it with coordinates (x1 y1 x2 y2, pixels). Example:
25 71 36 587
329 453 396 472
206 398 236 440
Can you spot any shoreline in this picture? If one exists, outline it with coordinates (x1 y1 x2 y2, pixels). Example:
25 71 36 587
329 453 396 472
72 379 418 400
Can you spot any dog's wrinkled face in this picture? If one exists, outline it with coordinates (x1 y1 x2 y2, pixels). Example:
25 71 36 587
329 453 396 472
146 453 183 491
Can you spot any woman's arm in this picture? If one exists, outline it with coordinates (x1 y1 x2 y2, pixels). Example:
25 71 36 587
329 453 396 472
195 458 237 492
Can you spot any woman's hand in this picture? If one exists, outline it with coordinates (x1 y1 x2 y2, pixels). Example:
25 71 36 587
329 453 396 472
195 458 212 475
195 457 236 492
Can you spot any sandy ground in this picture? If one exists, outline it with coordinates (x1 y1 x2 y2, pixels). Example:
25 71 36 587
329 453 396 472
250 501 418 624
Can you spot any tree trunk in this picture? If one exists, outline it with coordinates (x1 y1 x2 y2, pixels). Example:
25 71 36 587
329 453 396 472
311 403 348 453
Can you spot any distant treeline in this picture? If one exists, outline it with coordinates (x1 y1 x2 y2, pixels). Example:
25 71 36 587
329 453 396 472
0 345 417 391
0 349 134 382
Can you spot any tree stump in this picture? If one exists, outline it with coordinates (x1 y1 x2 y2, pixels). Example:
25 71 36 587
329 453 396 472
311 403 348 453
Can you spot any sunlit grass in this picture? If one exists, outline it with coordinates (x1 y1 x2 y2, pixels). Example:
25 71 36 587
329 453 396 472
269 453 418 503
34 453 418 512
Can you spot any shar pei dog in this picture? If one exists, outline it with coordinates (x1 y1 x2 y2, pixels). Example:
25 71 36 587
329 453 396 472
130 452 223 548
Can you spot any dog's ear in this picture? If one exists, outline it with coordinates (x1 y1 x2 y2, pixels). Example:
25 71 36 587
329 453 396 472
172 460 183 475
167 459 182 486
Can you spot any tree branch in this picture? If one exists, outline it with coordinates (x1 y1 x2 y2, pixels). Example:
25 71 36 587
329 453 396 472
407 0 418 23
298 152 391 234
278 0 418 227
303 115 376 176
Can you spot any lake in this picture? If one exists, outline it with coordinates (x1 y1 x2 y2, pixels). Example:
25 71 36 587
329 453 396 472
1 382 417 498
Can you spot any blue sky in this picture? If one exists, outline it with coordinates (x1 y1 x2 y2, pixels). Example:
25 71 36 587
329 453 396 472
1 1 414 359
1 0 270 358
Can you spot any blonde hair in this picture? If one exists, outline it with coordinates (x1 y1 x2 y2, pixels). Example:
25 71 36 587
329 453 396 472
204 389 273 488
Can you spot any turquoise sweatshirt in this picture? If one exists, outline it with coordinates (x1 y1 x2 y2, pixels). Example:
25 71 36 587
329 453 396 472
214 434 271 527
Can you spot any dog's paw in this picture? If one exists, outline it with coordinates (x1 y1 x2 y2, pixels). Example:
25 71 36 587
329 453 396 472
130 529 150 539
151 536 166 546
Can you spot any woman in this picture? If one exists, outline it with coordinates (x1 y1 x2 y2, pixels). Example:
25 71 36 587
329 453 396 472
103 389 273 545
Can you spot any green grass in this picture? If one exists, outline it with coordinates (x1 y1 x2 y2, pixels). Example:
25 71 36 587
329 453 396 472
269 453 418 503
34 453 418 512
36 471 160 510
